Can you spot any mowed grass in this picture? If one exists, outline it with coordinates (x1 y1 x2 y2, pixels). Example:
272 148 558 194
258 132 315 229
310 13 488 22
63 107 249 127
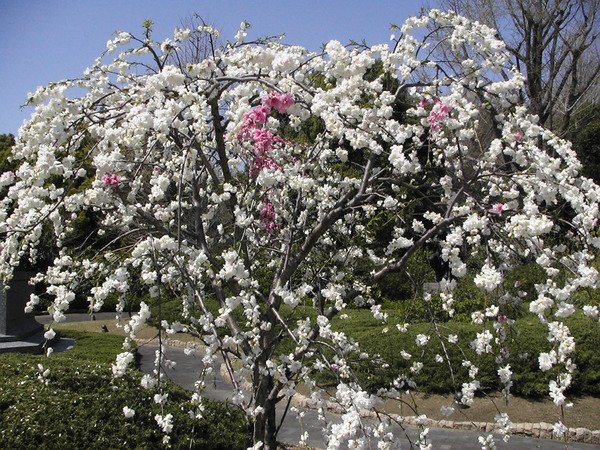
52 318 203 345
53 318 157 340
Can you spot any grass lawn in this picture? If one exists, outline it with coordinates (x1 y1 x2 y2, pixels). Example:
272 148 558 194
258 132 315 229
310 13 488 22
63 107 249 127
52 317 204 345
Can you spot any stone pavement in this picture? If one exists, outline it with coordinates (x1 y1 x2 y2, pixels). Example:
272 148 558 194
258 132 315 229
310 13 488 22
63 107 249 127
38 313 600 449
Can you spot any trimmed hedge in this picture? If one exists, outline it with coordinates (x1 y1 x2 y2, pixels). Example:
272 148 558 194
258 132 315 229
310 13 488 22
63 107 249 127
0 330 248 449
321 312 600 398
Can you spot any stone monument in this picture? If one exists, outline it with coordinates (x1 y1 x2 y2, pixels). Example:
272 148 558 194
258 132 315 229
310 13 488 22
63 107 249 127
0 271 44 353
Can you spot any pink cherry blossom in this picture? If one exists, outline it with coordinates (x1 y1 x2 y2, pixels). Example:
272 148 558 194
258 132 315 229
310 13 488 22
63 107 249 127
513 131 523 143
427 99 452 133
490 202 507 214
249 155 281 179
259 199 278 233
102 173 121 186
245 104 270 125
252 128 284 154
418 97 431 108
238 104 272 140
262 91 294 114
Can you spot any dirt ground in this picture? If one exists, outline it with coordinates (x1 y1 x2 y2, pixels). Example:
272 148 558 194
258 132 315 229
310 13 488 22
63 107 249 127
54 319 600 431
378 391 600 430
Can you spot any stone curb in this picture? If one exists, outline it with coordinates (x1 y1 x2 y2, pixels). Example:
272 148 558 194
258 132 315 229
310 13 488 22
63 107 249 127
157 338 600 445
214 362 600 446
288 392 600 445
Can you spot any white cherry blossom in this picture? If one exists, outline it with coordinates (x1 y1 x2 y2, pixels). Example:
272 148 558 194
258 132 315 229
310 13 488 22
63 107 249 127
1 9 598 448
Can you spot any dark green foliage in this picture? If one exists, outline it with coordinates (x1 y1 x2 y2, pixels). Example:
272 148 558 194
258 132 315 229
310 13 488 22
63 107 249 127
505 317 600 398
0 330 248 449
374 257 544 323
280 114 325 145
148 295 189 328
100 292 143 314
0 133 16 174
449 263 541 322
569 103 600 184
573 120 600 184
560 318 600 396
572 285 600 309
503 263 545 299
378 249 436 312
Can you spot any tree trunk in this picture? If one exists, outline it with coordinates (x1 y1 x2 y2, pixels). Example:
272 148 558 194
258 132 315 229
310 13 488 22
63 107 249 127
253 371 278 449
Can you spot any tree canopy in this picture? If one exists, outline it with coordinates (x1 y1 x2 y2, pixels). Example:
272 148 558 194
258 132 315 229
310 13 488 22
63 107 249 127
1 11 599 448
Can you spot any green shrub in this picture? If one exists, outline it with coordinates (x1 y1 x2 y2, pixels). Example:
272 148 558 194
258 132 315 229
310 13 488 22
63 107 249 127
572 118 600 184
377 249 435 305
0 330 248 449
147 294 208 328
99 292 144 313
309 311 600 399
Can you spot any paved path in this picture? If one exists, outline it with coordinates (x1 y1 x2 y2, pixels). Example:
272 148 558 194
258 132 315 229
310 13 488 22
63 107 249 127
40 314 600 449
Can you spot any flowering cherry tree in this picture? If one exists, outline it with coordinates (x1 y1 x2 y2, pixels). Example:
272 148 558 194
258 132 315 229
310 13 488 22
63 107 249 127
1 11 599 449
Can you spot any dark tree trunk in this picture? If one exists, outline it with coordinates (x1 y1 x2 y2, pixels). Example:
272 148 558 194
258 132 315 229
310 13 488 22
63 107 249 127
253 308 280 449
253 371 278 449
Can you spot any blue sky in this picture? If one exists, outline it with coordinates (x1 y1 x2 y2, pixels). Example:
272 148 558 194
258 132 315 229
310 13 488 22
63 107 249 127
0 1 427 135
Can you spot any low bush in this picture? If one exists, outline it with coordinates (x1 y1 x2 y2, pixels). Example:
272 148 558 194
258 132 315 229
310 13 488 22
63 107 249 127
100 292 144 314
147 295 208 329
0 330 248 449
312 311 600 399
377 248 435 305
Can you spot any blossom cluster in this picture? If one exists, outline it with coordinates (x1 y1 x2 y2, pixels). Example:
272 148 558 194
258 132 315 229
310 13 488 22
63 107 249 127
420 97 453 134
236 91 294 232
101 173 121 186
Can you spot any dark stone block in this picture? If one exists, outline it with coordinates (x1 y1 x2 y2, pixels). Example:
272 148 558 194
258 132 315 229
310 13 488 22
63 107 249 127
0 271 43 344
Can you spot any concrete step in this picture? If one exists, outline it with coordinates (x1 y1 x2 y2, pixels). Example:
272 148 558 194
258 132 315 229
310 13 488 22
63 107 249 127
0 329 44 354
